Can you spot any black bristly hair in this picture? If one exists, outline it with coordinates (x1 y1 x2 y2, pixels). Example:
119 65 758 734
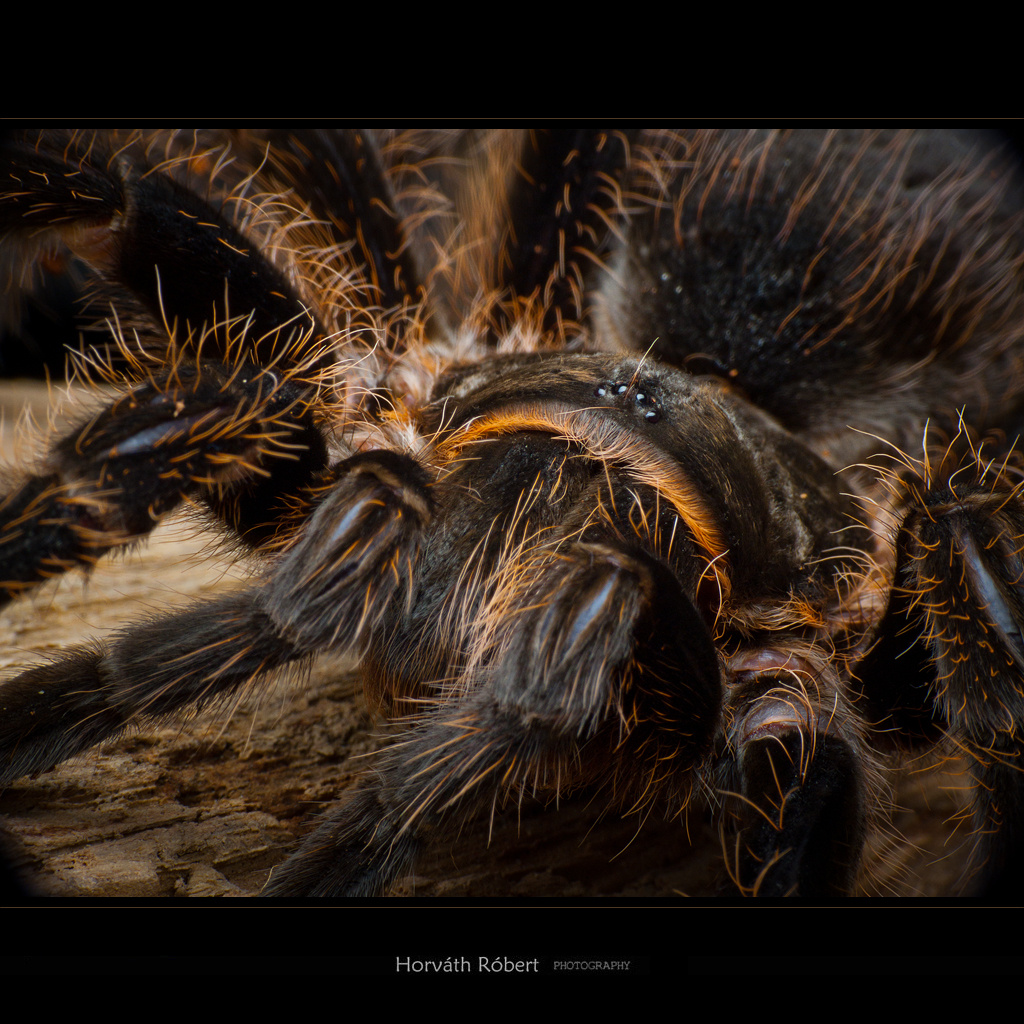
2 128 1024 898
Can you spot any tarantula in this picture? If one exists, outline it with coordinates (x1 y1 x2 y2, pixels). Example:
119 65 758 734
1 128 1023 899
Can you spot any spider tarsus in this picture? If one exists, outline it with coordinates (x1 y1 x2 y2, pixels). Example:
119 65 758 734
735 731 866 897
0 645 127 784
0 472 94 606
856 468 1024 895
0 592 299 786
263 787 417 898
0 364 330 596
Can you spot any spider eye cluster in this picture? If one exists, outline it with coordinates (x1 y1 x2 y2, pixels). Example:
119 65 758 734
593 379 662 423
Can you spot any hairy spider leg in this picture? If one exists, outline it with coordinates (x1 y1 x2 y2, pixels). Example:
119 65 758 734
0 448 431 785
723 654 870 897
855 438 1024 897
0 130 432 597
263 499 721 897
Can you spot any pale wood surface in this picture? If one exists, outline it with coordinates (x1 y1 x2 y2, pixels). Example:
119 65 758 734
0 381 972 899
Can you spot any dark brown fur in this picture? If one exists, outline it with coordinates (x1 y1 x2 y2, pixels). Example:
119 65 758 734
2 129 1023 896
